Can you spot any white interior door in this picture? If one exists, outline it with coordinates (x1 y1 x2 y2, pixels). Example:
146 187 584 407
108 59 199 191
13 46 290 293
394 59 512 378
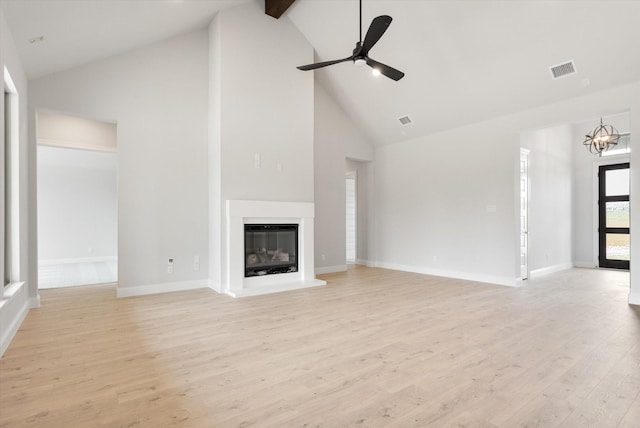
520 149 529 279
346 172 356 264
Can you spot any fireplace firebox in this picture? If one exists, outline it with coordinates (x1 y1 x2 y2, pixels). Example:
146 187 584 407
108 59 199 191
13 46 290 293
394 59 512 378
244 224 298 277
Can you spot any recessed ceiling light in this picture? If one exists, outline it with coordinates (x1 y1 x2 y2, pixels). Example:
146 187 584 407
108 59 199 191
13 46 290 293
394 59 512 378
28 36 44 44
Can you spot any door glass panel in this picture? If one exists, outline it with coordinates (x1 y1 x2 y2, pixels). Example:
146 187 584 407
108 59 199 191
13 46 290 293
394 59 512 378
606 201 630 228
605 168 630 196
606 233 630 261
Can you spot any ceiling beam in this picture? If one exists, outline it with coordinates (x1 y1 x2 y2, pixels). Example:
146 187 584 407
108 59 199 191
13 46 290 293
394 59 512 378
265 0 296 19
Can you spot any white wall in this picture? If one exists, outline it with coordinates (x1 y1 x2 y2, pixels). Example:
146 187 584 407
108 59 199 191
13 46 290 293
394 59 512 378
314 81 373 273
1 5 34 357
521 125 573 275
217 3 314 203
373 82 640 288
374 121 517 285
37 146 117 262
208 13 223 290
208 2 315 288
29 30 210 295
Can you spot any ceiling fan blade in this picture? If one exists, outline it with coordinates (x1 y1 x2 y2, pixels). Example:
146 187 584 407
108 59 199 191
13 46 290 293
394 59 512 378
297 57 353 71
360 15 392 56
366 58 405 81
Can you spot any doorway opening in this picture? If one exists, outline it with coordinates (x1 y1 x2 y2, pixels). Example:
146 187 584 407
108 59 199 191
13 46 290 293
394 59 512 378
36 112 118 288
598 162 630 270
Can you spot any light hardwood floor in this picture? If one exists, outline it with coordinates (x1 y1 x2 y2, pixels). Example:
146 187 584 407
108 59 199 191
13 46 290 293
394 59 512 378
1 266 639 427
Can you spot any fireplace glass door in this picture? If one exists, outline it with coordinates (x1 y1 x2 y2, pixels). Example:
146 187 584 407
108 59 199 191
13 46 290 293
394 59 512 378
244 224 298 277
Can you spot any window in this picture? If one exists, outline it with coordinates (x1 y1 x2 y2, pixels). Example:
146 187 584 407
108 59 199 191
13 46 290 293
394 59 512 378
4 67 19 287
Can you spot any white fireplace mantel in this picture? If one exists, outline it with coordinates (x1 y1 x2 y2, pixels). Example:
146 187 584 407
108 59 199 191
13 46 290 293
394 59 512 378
225 200 326 297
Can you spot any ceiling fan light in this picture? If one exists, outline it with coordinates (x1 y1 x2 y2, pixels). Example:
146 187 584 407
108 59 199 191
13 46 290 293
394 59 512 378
354 58 366 67
372 68 381 76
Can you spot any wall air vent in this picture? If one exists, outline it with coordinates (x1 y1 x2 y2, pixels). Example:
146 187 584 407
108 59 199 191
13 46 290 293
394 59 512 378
549 60 576 79
398 115 412 125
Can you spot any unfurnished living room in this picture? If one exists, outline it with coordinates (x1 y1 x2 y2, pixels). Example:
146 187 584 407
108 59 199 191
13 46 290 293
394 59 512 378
1 0 639 426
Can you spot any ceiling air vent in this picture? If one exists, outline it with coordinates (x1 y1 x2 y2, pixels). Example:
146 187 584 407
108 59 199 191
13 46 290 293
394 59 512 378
549 60 576 80
398 115 412 125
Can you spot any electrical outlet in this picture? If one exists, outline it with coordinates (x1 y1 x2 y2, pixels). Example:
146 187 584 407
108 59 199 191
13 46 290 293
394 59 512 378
321 254 326 261
168 258 174 274
194 255 200 272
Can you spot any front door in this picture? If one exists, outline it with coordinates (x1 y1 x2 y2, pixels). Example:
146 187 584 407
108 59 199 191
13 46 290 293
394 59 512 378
598 163 630 270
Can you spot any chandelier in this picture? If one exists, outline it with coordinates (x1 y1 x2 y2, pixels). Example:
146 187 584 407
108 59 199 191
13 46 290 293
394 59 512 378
583 118 620 155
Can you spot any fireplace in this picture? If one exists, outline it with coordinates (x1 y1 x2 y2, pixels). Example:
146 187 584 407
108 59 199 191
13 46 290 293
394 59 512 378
245 224 298 277
225 200 326 297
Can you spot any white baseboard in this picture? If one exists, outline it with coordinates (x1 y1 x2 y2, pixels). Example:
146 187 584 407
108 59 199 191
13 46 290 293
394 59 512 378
629 291 640 306
315 265 347 275
356 259 377 267
40 281 118 290
573 261 597 269
116 279 210 298
375 262 519 287
0 282 30 357
225 279 326 298
39 256 117 266
30 294 41 309
529 262 573 279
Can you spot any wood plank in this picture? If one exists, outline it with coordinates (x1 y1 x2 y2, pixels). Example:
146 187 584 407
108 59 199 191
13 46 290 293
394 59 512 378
265 0 296 19
0 266 638 427
618 388 640 428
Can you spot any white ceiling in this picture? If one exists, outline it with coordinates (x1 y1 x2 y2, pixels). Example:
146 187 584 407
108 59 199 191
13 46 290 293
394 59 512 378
1 0 251 79
3 0 640 146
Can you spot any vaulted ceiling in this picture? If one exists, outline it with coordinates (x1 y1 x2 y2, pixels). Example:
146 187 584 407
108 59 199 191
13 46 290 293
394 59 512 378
3 0 640 146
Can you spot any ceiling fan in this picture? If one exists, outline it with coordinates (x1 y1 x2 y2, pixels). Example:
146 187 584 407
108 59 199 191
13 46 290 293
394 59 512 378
296 0 405 81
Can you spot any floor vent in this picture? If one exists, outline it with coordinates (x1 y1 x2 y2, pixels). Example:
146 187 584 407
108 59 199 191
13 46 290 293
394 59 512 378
398 115 412 125
549 60 576 79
